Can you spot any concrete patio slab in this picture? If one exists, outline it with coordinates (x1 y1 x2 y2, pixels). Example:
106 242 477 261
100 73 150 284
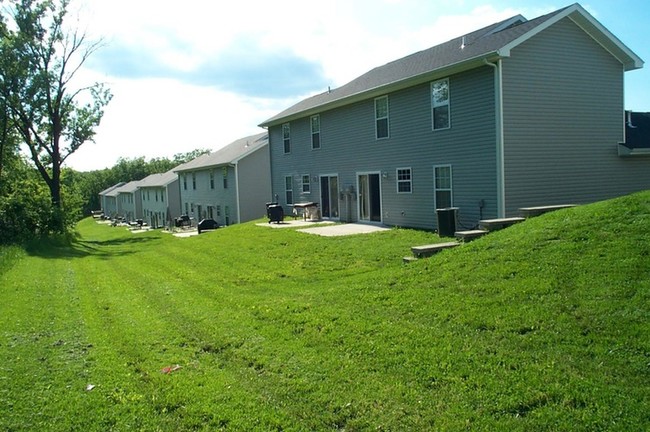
298 223 390 237
256 220 335 229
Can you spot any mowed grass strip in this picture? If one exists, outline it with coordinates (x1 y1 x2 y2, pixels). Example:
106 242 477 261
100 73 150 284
1 192 649 431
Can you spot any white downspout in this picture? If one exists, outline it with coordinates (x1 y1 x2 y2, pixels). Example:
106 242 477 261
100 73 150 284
233 163 241 224
484 59 506 218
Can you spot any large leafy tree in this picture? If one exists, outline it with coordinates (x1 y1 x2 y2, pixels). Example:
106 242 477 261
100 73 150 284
0 0 111 232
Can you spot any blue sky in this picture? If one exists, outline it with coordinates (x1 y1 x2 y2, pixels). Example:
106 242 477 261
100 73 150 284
67 0 650 171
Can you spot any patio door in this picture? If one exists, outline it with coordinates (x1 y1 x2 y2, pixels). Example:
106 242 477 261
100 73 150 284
320 175 339 219
358 173 382 222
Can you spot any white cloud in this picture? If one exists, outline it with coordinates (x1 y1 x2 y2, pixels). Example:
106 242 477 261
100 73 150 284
63 0 649 171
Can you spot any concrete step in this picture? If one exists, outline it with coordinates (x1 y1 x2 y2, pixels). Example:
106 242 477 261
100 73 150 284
478 217 525 231
519 204 576 218
455 229 488 242
411 241 459 258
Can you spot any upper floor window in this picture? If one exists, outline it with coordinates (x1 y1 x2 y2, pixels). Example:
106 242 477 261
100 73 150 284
432 78 450 130
375 96 389 139
183 174 187 190
396 168 412 193
210 170 215 189
311 115 321 149
222 166 228 189
192 172 197 190
434 165 453 208
282 123 291 154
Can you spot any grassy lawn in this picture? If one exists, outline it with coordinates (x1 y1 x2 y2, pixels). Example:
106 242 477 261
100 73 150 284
1 192 649 431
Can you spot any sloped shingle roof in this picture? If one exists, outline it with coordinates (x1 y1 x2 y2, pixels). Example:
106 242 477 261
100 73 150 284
260 3 643 127
99 182 125 196
137 169 179 188
174 132 268 173
106 180 142 197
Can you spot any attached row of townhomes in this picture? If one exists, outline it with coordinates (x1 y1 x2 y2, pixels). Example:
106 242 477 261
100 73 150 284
260 3 649 230
98 4 648 233
98 133 270 228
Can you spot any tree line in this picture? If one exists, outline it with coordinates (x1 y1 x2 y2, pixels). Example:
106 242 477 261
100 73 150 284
0 0 209 244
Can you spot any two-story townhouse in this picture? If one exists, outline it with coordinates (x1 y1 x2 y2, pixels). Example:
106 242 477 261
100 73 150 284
98 182 125 218
107 180 143 222
174 132 270 226
139 169 181 228
619 111 650 156
260 3 646 231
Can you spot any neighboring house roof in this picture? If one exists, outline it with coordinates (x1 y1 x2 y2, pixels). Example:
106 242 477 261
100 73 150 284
174 132 268 173
619 112 650 156
137 169 179 188
106 180 142 197
99 182 125 196
259 3 643 127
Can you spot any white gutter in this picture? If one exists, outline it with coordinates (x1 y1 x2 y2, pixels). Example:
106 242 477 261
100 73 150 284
484 59 506 218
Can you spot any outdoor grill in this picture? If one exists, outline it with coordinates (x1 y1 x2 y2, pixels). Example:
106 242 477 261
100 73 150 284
266 202 284 223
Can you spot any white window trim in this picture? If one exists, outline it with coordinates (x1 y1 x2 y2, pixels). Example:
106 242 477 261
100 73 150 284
282 123 291 154
301 174 311 194
431 78 451 131
310 115 321 150
434 164 453 209
396 167 412 194
375 95 389 139
285 175 294 205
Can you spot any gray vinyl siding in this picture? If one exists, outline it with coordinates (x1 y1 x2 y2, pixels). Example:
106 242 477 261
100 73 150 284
141 179 180 228
166 179 181 222
180 168 238 225
236 147 272 222
269 66 498 230
502 17 650 214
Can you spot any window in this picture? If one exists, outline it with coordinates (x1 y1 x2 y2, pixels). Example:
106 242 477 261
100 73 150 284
397 168 412 193
302 175 311 193
375 96 389 139
192 172 196 190
222 167 228 189
311 115 321 149
225 206 230 225
434 165 453 209
183 174 187 190
282 123 291 154
161 190 164 202
285 175 294 205
216 205 221 217
210 170 215 189
431 78 450 130
185 202 189 215
155 190 159 202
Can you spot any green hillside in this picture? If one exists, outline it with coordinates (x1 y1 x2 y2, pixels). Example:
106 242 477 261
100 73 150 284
1 191 648 431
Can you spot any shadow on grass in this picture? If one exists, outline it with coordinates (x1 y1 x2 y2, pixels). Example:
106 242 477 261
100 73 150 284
26 236 159 260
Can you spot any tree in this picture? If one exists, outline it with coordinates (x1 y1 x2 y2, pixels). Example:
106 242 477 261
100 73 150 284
0 0 112 232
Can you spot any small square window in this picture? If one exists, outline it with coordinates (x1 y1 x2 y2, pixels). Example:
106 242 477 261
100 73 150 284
302 175 311 193
397 168 412 193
